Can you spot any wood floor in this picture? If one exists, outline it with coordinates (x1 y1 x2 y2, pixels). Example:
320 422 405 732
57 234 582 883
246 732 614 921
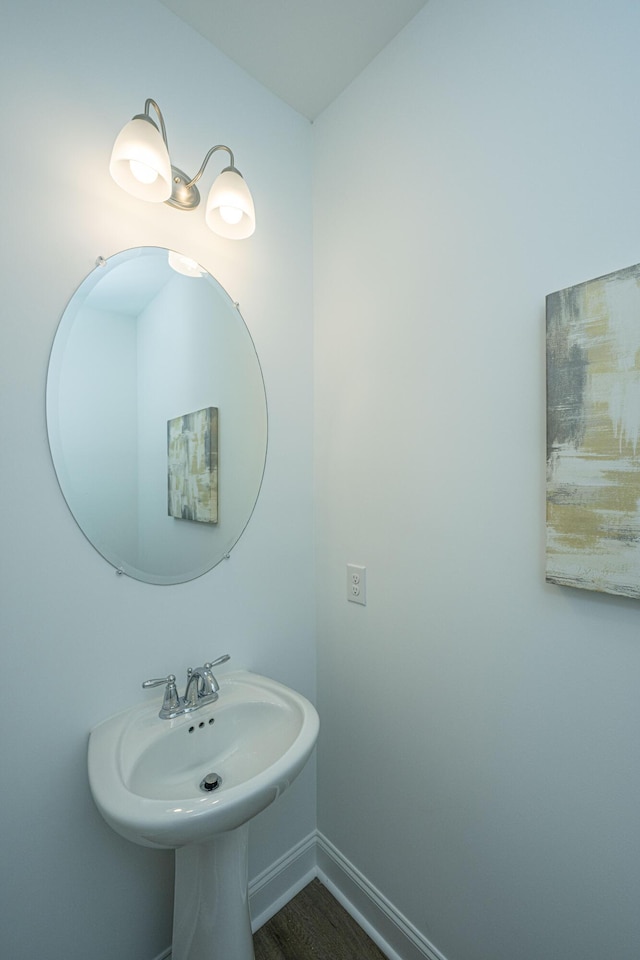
253 879 388 960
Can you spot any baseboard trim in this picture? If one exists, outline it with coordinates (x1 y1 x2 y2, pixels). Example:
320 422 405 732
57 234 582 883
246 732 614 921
151 948 171 960
249 830 317 932
316 832 448 960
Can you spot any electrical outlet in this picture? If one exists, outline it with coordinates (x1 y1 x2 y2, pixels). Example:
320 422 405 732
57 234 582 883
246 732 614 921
347 564 366 605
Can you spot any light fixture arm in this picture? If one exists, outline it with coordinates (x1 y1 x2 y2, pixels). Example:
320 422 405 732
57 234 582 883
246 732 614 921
136 101 235 188
167 144 242 212
138 98 169 148
184 145 236 190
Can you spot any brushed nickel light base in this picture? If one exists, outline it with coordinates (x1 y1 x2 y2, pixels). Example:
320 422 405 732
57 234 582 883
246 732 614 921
167 165 201 211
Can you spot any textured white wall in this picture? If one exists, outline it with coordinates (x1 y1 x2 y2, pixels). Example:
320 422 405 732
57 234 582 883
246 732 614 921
0 1 314 958
313 1 640 958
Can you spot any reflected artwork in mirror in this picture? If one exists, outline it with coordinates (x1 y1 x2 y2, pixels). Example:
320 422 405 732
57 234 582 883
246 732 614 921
46 247 267 584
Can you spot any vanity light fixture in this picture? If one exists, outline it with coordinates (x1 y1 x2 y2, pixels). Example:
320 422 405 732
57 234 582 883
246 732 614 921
109 98 256 239
167 251 205 278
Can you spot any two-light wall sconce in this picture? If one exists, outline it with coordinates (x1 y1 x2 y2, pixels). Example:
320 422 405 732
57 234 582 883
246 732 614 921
109 98 256 239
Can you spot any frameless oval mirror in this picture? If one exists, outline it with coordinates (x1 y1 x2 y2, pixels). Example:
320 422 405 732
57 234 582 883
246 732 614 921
46 247 267 584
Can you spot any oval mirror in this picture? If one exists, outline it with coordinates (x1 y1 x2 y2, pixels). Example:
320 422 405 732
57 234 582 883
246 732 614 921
46 247 267 584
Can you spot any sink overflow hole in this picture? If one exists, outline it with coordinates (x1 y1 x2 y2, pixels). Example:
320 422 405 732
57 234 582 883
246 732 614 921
200 772 222 792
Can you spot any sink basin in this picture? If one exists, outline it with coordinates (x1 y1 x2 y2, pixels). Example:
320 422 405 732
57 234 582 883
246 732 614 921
88 669 319 849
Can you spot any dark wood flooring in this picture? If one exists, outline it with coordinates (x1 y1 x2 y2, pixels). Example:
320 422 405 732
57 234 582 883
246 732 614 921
253 879 388 960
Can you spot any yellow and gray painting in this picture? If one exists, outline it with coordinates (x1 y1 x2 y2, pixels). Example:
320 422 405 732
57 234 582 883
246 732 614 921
547 262 640 599
167 406 218 524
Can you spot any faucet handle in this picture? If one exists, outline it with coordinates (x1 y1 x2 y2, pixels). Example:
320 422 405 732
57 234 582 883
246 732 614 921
206 654 231 668
185 656 230 677
142 674 176 689
142 675 181 719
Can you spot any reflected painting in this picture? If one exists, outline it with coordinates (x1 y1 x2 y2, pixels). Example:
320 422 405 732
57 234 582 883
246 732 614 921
168 407 218 523
546 262 640 599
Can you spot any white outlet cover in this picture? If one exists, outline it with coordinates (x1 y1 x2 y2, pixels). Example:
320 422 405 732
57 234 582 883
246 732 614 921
346 564 366 605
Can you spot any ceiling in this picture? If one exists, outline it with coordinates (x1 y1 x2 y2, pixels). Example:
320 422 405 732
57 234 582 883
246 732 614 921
159 0 429 120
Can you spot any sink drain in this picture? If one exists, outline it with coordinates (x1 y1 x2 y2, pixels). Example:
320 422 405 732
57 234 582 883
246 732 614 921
200 772 222 792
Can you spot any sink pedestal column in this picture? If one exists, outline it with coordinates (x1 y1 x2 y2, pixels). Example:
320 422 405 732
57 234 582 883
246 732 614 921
172 824 254 960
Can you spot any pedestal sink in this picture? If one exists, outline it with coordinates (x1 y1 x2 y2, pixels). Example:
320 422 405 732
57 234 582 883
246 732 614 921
88 669 319 960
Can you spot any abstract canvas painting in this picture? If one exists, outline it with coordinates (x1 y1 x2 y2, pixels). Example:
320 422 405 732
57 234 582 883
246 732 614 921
546 262 640 599
167 407 218 523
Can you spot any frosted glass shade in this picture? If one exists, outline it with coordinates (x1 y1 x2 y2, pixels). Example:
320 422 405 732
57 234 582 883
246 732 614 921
167 250 205 277
205 169 256 239
109 117 172 202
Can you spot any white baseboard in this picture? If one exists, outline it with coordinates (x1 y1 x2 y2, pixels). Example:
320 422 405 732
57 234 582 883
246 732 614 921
151 948 171 960
154 830 447 960
316 832 448 960
249 830 317 932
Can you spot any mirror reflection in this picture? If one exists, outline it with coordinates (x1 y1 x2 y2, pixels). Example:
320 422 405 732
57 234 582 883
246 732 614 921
47 247 267 584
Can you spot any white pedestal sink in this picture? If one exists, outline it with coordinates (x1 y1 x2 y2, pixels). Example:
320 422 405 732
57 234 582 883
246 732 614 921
88 670 319 960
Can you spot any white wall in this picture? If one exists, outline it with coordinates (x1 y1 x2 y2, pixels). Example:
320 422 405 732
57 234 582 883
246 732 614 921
7 0 640 958
313 1 640 959
0 1 315 958
54 303 139 561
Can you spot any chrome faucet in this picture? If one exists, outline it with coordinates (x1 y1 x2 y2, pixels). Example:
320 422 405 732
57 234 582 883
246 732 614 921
184 663 221 706
143 654 230 719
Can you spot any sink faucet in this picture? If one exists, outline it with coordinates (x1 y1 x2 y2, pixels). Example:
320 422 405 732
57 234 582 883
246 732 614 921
184 663 221 707
143 654 230 719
